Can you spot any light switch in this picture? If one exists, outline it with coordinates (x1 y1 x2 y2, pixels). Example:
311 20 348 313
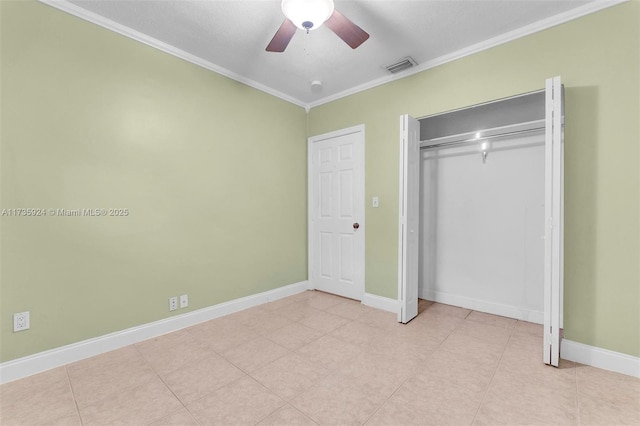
372 196 379 208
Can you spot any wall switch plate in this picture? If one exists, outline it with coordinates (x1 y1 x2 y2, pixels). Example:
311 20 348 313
13 311 30 332
169 297 178 311
180 294 188 308
372 196 379 208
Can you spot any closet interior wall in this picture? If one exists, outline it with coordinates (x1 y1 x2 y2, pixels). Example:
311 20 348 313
418 91 547 323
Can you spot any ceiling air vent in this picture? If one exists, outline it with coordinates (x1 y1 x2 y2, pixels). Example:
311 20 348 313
385 57 418 74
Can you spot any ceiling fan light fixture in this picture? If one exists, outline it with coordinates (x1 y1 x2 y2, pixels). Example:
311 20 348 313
281 0 335 31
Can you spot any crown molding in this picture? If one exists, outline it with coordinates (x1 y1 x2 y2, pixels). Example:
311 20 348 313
307 0 627 109
38 0 626 111
37 0 308 109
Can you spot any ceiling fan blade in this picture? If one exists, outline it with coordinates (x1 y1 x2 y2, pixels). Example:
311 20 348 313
324 9 370 49
266 19 297 52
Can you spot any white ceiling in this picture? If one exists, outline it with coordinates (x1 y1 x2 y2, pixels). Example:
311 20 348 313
46 0 616 108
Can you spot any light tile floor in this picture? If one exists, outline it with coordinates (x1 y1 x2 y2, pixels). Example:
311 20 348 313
1 291 639 425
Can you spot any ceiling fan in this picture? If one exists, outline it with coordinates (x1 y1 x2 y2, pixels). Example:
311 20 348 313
266 0 370 52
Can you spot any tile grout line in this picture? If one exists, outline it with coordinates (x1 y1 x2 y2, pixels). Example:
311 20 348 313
63 347 174 426
262 321 328 351
167 337 256 412
575 360 582 426
64 365 85 426
360 309 464 425
131 344 202 426
285 304 379 425
216 338 292 376
235 374 289 425
468 316 515 425
5 296 580 425
359 353 430 425
256 403 321 426
242 305 342 426
184 321 260 357
184 299 346 416
208 304 339 421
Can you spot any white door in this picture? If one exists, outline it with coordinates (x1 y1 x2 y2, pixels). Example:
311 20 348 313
543 76 564 367
398 115 420 323
308 125 365 300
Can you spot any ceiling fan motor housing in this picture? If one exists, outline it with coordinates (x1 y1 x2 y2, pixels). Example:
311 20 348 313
281 0 335 31
267 0 368 52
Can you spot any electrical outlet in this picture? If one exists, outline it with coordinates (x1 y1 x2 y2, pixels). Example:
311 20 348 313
180 294 189 308
13 311 30 332
168 297 178 311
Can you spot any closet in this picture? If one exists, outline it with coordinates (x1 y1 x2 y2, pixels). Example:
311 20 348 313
398 76 564 366
419 90 546 324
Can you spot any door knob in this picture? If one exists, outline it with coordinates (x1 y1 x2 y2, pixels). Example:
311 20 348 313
353 223 360 230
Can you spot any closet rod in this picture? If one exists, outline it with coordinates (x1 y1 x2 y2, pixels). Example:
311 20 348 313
420 126 544 151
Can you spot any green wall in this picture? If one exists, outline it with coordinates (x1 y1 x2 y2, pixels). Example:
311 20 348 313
0 1 307 362
309 2 639 357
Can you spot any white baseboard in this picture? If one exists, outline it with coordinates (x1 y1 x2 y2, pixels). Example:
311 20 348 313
362 292 400 314
561 339 640 378
420 289 544 324
421 290 639 379
0 280 311 384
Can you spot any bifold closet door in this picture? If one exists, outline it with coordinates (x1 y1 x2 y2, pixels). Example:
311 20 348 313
398 114 420 323
543 76 564 367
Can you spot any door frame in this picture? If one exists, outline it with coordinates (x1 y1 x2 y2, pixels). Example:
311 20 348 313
307 124 365 300
397 76 564 366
